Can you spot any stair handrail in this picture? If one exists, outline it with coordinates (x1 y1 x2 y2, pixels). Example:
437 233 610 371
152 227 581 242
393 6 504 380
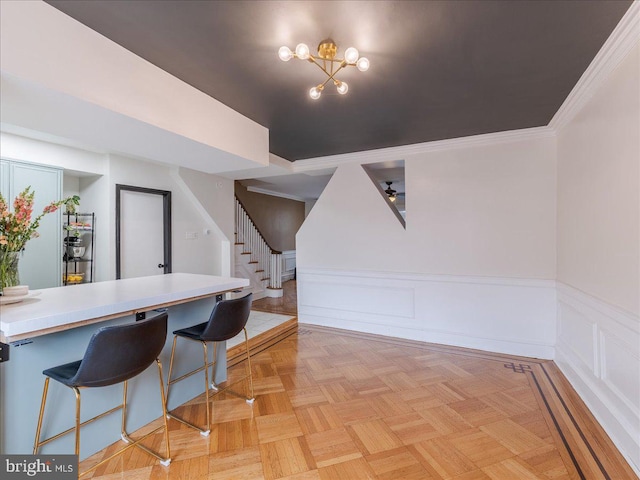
235 196 283 290
235 196 281 254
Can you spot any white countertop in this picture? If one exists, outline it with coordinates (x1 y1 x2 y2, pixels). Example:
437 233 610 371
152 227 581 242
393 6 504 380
0 273 249 341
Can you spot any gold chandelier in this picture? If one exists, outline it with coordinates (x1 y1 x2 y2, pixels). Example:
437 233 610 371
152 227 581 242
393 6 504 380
278 38 370 99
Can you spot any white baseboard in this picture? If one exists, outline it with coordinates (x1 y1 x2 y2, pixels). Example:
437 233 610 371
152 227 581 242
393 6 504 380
555 282 640 475
297 268 556 359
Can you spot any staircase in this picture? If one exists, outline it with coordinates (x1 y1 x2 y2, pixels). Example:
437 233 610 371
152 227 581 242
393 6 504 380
235 197 283 299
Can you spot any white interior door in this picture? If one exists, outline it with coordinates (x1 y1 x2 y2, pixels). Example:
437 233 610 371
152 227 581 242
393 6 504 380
120 190 166 279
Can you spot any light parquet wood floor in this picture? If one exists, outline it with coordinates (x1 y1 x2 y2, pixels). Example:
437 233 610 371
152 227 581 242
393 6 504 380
251 280 297 316
80 325 637 479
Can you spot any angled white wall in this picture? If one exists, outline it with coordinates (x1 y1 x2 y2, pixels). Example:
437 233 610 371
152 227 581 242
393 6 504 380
555 40 640 473
298 163 406 270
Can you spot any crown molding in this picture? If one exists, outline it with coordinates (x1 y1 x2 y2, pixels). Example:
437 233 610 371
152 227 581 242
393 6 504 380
292 126 554 173
549 1 640 132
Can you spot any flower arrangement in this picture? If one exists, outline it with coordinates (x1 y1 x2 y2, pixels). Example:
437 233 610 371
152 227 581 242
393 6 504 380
0 186 80 290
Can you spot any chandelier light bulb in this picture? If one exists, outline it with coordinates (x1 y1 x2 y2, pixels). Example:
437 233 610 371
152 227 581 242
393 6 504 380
309 86 322 100
336 81 349 95
278 46 293 61
295 43 310 60
344 47 359 64
356 57 370 72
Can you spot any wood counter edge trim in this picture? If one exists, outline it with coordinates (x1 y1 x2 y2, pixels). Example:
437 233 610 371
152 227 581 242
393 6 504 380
0 288 240 343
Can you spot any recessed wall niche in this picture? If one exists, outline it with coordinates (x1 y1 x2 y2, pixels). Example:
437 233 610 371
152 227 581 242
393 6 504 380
361 160 405 228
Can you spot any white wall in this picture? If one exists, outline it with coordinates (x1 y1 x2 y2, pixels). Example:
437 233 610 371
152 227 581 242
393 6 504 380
405 137 557 278
555 41 640 473
297 135 558 359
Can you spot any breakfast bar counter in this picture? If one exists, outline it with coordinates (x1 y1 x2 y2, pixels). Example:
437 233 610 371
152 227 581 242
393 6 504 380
0 273 249 458
0 273 249 342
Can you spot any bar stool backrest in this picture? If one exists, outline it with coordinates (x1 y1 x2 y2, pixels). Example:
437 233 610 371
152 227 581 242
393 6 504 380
70 313 168 388
201 293 252 342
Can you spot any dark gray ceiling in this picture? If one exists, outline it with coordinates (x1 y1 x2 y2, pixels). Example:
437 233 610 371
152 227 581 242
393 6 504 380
47 0 632 162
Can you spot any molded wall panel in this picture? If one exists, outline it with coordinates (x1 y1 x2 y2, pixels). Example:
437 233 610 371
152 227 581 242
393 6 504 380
556 284 640 473
299 268 556 359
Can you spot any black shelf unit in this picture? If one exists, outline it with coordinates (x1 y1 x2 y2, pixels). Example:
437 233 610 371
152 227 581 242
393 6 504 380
63 212 95 286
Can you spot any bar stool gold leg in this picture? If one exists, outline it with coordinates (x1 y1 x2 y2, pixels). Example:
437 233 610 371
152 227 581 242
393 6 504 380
119 375 172 467
73 387 81 456
33 377 50 454
210 342 219 391
156 359 171 463
165 335 178 404
202 341 211 433
244 328 255 403
165 336 212 436
120 380 128 441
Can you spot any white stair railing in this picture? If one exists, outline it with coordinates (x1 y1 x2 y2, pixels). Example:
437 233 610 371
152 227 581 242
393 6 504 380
235 198 282 290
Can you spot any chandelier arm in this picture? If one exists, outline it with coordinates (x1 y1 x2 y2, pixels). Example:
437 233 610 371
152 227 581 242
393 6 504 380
326 62 348 83
311 57 347 82
318 76 333 89
307 57 333 79
309 55 345 64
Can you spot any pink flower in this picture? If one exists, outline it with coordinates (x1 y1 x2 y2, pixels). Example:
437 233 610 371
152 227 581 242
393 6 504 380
43 204 58 213
0 187 79 253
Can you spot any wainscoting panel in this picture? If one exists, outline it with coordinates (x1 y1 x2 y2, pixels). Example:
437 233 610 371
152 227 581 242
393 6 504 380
555 282 640 474
298 268 556 359
282 250 296 282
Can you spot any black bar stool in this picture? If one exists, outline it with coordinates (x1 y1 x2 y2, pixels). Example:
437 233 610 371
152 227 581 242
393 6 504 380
165 293 254 435
33 313 171 476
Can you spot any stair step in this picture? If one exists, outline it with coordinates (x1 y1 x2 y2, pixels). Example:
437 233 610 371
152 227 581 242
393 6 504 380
241 252 251 255
261 277 270 281
255 269 265 273
235 242 244 245
248 261 258 264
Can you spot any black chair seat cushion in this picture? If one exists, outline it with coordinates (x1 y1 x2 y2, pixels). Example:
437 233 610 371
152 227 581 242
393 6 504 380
43 360 83 386
42 313 168 389
173 322 207 341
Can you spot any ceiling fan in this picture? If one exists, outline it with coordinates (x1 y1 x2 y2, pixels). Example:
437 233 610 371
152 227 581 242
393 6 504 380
384 181 403 203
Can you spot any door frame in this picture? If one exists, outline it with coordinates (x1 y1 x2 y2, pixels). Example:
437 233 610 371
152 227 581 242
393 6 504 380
115 184 172 279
